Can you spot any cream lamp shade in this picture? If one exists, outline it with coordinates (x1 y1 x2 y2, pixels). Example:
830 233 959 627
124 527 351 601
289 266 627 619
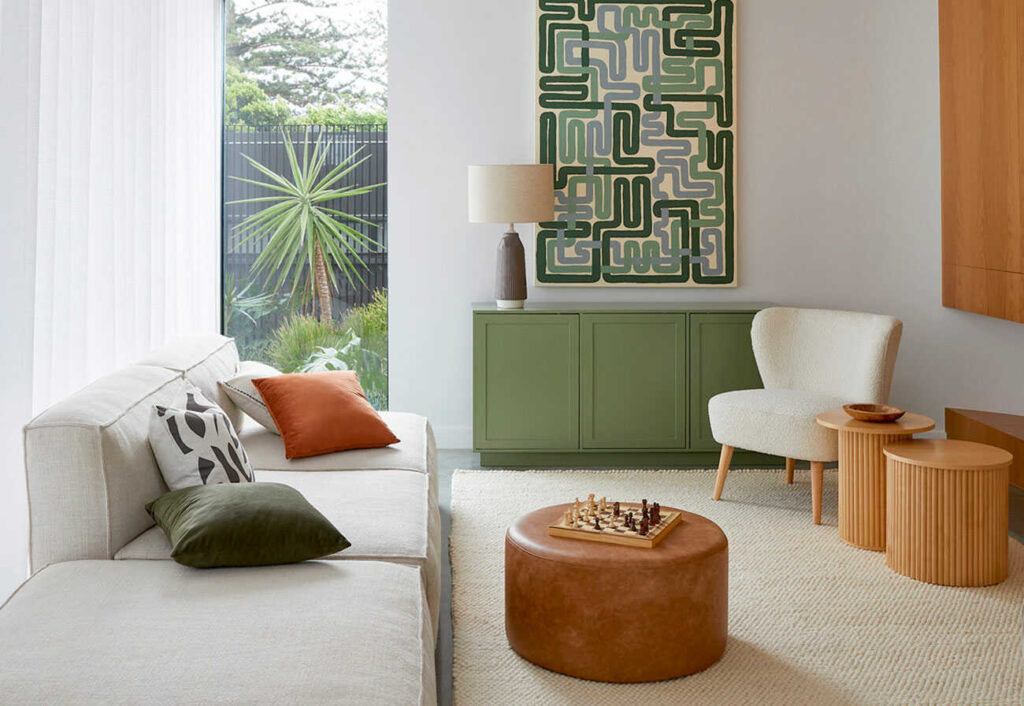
468 165 555 224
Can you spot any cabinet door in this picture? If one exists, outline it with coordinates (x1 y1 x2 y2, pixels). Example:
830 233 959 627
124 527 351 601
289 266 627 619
473 314 579 450
581 314 687 449
688 313 763 450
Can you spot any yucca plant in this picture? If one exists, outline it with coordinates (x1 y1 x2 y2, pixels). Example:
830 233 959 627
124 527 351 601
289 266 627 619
230 128 384 323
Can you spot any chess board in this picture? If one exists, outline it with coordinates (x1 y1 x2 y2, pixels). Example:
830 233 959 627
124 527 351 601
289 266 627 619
548 500 682 549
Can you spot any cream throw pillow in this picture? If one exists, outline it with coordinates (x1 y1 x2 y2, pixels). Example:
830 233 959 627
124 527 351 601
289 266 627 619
218 361 281 434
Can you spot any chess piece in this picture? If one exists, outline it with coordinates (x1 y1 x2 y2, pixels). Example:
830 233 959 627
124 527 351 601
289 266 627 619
613 502 620 517
642 498 648 512
593 516 601 530
640 517 649 536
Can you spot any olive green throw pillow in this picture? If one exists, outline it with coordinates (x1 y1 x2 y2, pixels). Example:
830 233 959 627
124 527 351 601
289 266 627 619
146 482 350 568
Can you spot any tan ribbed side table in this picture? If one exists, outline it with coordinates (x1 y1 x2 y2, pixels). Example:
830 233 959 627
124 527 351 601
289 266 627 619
816 410 934 551
883 440 1012 586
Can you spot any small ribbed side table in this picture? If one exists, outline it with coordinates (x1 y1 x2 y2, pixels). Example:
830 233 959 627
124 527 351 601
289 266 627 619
816 409 934 551
883 439 1012 586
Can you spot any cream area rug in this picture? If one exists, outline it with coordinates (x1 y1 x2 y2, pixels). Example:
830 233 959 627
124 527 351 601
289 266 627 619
450 468 1024 705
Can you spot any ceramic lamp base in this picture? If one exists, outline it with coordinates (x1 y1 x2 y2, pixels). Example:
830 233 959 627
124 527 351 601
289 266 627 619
495 229 527 308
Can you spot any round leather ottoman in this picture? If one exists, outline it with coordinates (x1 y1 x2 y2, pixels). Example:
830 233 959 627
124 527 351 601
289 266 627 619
505 503 728 683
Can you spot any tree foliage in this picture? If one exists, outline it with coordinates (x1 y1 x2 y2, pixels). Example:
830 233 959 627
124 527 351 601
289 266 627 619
225 66 293 125
226 0 386 111
226 67 387 126
290 105 387 126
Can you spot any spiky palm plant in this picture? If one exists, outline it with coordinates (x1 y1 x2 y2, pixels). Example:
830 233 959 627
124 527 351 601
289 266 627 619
230 129 384 323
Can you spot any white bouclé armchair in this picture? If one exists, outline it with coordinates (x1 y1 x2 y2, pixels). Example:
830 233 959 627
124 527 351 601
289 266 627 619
708 307 903 524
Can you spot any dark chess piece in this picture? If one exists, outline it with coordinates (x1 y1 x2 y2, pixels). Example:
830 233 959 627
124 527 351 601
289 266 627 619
613 502 620 517
652 503 660 524
639 518 649 536
642 505 649 522
593 516 601 530
642 499 648 512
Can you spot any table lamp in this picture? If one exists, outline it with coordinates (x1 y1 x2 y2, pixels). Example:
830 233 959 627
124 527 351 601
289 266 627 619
468 164 555 309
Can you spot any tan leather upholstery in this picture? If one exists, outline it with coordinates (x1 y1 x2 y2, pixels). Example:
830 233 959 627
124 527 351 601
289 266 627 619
504 504 728 683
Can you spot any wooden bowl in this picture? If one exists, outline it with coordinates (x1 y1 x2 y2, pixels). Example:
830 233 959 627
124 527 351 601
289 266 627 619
843 403 906 423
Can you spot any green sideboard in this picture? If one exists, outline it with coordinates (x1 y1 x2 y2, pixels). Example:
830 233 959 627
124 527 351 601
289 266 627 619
473 302 781 468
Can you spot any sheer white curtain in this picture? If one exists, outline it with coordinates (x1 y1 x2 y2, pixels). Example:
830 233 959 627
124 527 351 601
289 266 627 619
0 0 42 603
32 0 223 410
0 0 222 600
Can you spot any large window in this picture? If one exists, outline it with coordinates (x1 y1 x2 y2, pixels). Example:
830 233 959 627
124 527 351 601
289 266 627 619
222 0 389 409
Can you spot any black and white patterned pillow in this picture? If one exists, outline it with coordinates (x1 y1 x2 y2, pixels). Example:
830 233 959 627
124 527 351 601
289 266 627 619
149 388 255 491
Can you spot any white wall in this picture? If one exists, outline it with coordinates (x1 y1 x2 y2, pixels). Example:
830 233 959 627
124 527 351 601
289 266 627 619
391 0 1024 448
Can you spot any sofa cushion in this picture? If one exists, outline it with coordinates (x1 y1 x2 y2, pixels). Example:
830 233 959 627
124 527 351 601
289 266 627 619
24 366 188 571
119 469 427 562
0 560 435 705
239 411 433 473
137 333 242 429
117 469 441 635
708 388 845 462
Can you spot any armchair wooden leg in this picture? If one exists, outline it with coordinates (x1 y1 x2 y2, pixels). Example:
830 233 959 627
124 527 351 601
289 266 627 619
785 457 795 484
810 461 824 524
713 445 734 501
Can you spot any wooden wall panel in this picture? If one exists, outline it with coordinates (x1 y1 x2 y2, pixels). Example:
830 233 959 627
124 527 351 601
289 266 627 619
940 0 1024 323
943 263 1024 322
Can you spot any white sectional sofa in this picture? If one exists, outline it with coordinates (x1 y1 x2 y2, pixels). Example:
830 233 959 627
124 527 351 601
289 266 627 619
0 335 440 705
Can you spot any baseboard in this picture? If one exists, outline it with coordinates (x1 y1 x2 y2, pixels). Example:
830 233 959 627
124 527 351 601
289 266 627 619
431 424 472 450
478 450 785 469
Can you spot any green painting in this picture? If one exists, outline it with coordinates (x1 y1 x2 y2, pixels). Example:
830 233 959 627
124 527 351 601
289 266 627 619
536 1 737 287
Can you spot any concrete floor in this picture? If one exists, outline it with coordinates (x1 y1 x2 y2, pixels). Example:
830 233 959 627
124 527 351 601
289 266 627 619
433 452 1024 706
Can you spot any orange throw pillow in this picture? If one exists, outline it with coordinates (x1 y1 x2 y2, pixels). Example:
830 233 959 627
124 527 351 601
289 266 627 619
251 371 399 459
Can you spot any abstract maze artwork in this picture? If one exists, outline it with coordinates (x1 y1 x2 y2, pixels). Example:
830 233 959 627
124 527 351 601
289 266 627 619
536 0 736 286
